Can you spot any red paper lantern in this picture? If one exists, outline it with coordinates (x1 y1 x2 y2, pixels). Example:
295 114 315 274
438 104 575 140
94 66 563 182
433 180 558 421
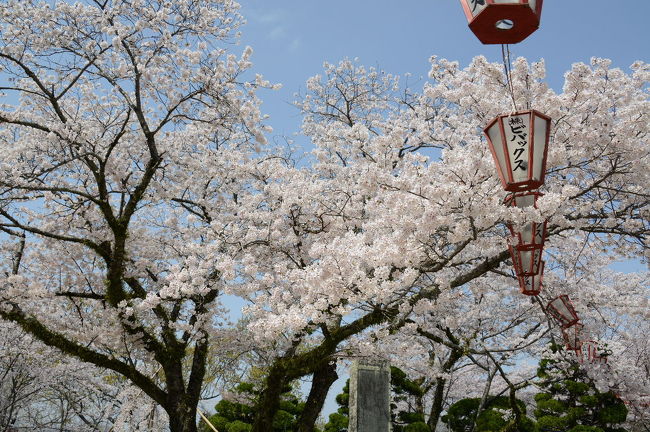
458 0 544 45
547 295 580 328
509 240 542 276
517 261 543 296
504 192 547 246
505 192 545 281
485 110 551 192
562 322 584 351
579 340 608 365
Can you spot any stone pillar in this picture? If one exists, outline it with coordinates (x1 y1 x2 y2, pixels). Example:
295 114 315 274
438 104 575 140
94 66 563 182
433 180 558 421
348 359 391 432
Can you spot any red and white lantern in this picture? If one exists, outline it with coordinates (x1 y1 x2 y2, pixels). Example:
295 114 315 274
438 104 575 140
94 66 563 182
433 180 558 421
458 0 544 45
580 340 609 365
517 261 543 296
562 322 584 351
504 193 547 274
504 192 547 246
485 110 551 192
509 241 543 276
547 295 580 329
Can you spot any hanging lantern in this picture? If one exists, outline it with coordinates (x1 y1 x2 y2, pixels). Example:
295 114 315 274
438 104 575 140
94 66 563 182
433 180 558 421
505 192 545 279
485 110 551 192
458 0 544 45
581 340 609 365
509 240 543 276
517 261 543 296
547 295 580 328
562 322 584 351
504 192 547 247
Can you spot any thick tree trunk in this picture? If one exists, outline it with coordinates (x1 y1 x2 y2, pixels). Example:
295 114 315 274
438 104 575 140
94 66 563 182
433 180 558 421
296 360 339 432
164 340 208 432
251 364 287 432
166 401 199 432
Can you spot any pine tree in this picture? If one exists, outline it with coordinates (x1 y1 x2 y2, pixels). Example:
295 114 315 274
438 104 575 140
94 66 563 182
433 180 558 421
534 351 628 432
442 396 536 432
390 367 430 432
323 380 350 432
202 381 316 432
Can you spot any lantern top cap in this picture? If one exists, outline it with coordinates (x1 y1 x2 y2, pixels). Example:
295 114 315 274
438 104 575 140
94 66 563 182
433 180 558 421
460 0 544 45
484 109 551 132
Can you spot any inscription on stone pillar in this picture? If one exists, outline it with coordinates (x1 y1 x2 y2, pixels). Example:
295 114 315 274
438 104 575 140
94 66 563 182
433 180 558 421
348 359 391 432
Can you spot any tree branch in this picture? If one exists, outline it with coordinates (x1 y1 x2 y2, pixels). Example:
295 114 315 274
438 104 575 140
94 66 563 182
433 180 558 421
0 304 167 406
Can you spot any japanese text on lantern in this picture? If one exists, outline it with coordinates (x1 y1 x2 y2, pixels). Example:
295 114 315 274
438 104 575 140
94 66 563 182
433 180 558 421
506 116 529 179
470 0 485 12
467 0 487 16
534 223 543 243
524 276 533 290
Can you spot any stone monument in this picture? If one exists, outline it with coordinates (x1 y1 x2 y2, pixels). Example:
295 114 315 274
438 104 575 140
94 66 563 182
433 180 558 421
348 359 391 432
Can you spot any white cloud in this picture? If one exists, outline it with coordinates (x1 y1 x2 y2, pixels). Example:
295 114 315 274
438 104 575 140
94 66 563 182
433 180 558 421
269 25 286 40
289 38 302 52
255 10 283 24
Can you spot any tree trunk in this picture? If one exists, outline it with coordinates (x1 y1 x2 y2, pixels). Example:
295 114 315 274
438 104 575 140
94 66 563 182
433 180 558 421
251 363 287 432
166 401 199 432
164 344 208 432
470 366 496 432
428 376 447 431
297 360 338 432
414 378 426 424
428 343 463 431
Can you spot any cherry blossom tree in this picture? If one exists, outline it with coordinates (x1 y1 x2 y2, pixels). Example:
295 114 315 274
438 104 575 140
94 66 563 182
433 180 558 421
232 57 648 430
1 1 648 431
0 322 124 431
0 1 274 430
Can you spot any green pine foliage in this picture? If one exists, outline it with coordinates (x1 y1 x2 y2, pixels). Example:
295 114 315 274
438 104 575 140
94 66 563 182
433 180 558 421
441 396 536 432
534 351 628 432
403 422 432 432
390 366 429 432
200 381 317 432
324 380 349 432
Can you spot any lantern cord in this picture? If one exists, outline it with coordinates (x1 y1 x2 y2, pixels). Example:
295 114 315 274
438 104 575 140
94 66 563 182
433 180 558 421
501 44 518 112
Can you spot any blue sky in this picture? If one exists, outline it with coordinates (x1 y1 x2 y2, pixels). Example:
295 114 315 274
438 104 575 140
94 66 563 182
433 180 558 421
228 1 649 421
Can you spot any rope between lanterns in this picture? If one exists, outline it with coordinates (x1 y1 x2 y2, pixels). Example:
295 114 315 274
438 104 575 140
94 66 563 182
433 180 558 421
501 44 519 113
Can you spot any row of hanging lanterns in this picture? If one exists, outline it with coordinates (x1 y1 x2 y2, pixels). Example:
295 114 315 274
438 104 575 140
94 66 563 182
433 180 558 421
486 111 551 296
460 2 552 296
547 295 609 364
458 1 610 365
503 189 547 295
